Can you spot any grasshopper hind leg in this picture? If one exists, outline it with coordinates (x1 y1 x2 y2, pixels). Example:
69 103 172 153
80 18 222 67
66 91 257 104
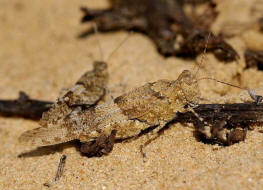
140 122 166 161
80 130 117 157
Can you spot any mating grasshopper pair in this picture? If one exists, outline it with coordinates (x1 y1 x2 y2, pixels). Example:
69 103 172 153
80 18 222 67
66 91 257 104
0 29 260 157
18 57 262 157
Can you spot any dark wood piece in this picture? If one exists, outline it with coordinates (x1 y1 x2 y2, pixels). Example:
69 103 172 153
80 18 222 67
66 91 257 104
79 0 239 61
0 91 52 119
2 93 263 148
176 103 263 145
245 49 263 70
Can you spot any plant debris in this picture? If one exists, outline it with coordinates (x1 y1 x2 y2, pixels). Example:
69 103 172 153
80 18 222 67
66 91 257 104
176 103 263 145
0 91 52 119
43 154 67 187
2 91 263 147
79 0 239 61
245 49 263 70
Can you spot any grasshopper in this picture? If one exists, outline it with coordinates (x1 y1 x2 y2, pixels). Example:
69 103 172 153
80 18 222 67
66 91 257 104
19 63 200 156
18 32 254 157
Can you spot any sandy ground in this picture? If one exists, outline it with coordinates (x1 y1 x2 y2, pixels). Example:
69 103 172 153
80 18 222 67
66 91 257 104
1 0 263 189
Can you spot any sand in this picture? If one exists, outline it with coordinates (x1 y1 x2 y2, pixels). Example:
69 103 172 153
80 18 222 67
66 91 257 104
1 0 263 189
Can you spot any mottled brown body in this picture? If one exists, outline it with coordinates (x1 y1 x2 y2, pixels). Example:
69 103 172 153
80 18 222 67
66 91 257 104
62 61 108 106
19 61 109 146
19 69 200 152
19 59 252 155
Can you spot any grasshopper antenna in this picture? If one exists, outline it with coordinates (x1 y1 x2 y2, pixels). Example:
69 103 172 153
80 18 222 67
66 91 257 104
92 23 131 63
105 32 132 101
106 31 132 63
91 25 132 100
198 77 245 90
92 23 104 62
193 32 211 78
198 77 263 104
194 32 263 104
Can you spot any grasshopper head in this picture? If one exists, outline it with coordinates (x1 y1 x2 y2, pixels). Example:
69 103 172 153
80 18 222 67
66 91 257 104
177 70 200 105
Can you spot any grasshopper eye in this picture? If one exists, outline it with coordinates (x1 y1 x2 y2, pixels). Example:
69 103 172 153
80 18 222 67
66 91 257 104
93 61 108 71
177 70 195 85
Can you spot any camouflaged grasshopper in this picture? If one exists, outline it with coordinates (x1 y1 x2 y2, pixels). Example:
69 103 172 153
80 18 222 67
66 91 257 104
19 59 200 156
18 32 251 157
